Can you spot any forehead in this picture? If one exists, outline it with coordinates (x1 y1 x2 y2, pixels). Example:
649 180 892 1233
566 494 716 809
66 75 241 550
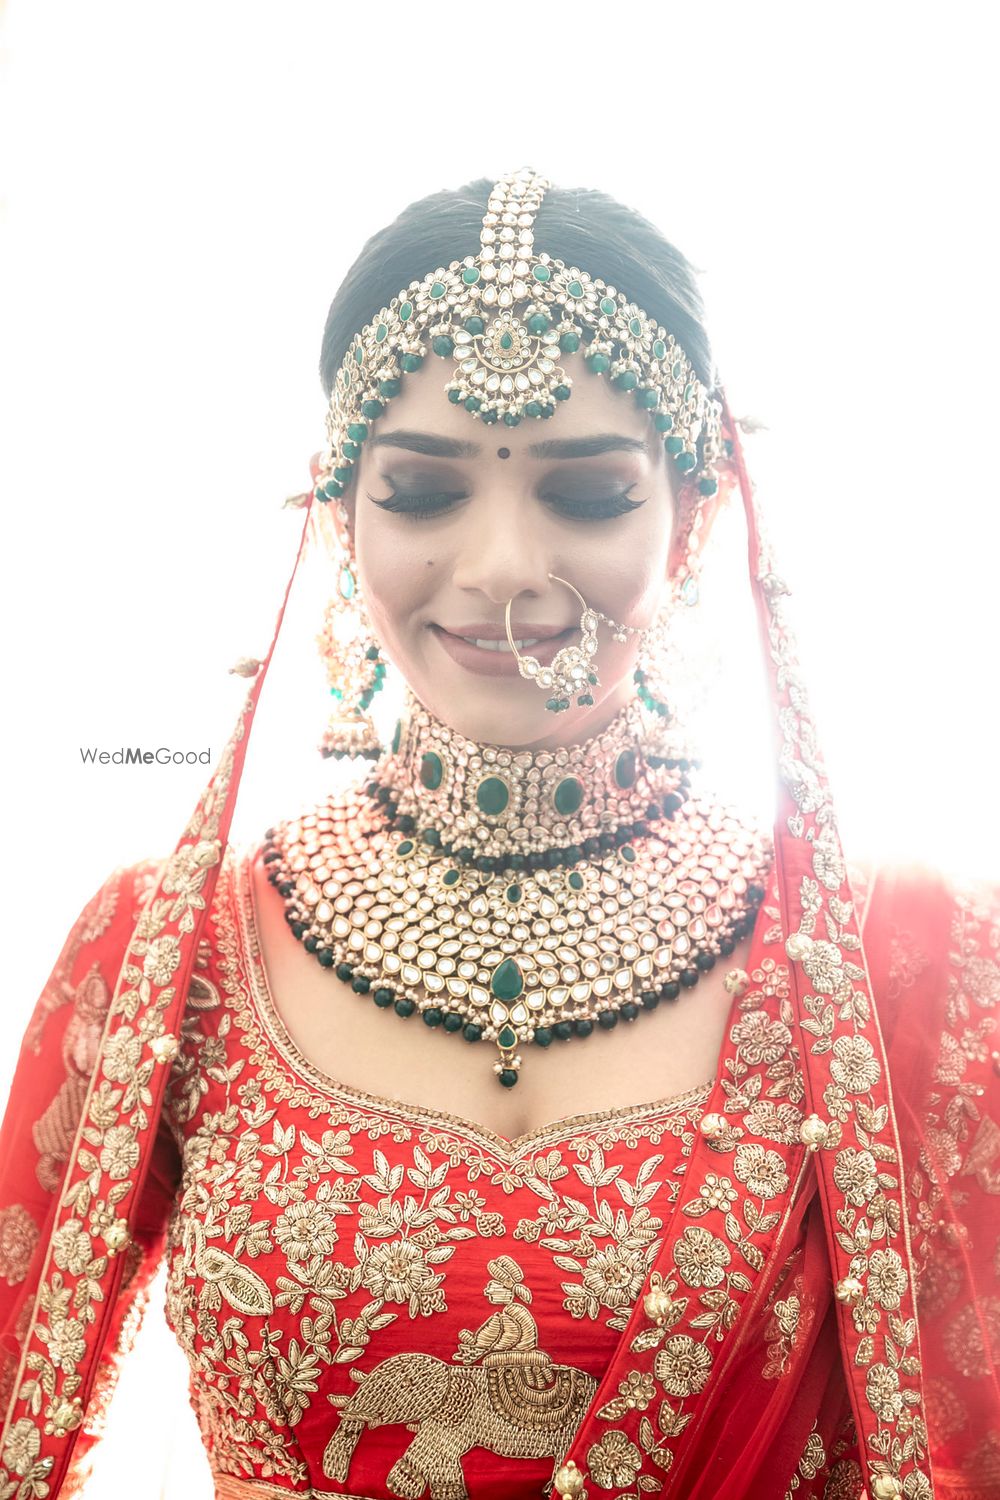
359 349 659 461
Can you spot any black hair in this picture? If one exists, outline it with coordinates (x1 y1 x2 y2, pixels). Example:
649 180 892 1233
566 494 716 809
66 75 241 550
319 176 718 399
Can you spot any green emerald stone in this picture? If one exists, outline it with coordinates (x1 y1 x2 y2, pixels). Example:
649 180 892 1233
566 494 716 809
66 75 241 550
621 845 636 862
499 331 514 350
559 331 580 353
375 322 388 343
443 868 460 886
464 315 485 335
505 883 522 903
599 296 616 315
665 435 684 455
430 280 446 299
567 279 584 298
568 871 584 890
462 267 480 285
629 317 643 336
676 451 697 472
396 839 414 856
491 957 523 1001
497 1024 518 1050
391 719 402 753
615 749 636 788
476 776 509 815
672 360 683 379
420 751 443 790
399 301 413 322
532 264 551 281
354 346 363 365
346 422 369 442
554 776 583 816
339 565 355 601
653 339 666 359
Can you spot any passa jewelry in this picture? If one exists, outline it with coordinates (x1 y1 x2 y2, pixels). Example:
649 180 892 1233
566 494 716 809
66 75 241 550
262 687 770 1089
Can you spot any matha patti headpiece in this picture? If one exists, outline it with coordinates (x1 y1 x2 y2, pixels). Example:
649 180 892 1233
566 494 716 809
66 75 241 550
313 167 727 509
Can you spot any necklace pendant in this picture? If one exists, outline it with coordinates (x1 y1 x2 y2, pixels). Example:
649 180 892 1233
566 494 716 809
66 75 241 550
493 1031 521 1089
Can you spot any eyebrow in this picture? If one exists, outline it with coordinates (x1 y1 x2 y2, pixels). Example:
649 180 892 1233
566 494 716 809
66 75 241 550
366 429 652 460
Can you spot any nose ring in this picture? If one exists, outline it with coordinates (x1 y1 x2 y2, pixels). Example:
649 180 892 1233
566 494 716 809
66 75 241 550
504 573 647 713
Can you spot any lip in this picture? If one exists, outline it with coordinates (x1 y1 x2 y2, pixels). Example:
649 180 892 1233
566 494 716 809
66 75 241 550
428 622 576 676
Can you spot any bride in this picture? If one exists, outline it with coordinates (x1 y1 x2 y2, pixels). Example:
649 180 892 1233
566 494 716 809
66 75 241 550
1 170 995 1500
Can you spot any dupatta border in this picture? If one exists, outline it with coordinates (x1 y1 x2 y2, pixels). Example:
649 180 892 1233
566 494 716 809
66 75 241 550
734 415 931 1500
546 416 932 1500
0 501 313 1499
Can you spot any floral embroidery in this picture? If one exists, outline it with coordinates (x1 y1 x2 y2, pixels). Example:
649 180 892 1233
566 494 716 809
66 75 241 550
154 849 713 1487
0 692 250 1494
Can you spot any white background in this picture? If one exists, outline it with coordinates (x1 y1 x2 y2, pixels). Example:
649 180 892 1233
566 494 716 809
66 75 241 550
1 3 996 1494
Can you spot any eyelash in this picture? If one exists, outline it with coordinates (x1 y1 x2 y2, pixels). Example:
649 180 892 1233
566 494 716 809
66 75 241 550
366 483 645 522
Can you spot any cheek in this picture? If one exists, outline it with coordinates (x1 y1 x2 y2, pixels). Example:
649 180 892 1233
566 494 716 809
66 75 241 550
573 511 672 620
353 506 437 645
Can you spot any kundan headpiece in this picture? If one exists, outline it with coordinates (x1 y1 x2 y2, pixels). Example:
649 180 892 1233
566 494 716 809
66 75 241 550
314 167 726 509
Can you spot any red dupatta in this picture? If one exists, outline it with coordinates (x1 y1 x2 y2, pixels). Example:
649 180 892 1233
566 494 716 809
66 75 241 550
1 411 997 1499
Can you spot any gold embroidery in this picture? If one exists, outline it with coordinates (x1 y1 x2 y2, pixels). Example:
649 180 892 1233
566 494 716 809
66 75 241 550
158 849 711 1484
0 1204 39 1287
782 1419 826 1494
322 1266 596 1499
0 689 250 1492
760 554 933 1496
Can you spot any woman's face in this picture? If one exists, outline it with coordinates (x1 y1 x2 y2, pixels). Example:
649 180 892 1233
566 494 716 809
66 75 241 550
342 351 682 749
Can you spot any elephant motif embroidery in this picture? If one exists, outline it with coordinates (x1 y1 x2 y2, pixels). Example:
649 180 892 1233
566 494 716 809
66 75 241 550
323 1258 597 1500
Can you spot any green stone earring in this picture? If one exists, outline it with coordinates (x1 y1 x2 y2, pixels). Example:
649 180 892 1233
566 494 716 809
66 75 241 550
315 507 386 759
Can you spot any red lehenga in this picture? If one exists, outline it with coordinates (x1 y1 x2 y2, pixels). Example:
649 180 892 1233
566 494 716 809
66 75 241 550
0 413 998 1500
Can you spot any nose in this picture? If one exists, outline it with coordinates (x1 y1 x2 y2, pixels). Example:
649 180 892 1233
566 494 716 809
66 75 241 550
450 494 555 611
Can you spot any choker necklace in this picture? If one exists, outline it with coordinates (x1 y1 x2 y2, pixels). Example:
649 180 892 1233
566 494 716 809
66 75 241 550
262 690 771 1088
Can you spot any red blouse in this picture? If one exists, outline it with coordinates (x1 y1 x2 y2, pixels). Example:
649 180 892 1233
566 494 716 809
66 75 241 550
162 844 720 1500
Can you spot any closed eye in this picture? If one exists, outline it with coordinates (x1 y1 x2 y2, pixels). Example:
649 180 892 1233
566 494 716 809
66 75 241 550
366 483 646 521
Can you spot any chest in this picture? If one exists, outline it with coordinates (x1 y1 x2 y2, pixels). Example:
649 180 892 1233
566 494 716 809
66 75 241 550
249 849 753 1139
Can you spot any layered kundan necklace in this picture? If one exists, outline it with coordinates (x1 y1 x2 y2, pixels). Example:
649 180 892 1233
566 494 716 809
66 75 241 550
262 689 771 1088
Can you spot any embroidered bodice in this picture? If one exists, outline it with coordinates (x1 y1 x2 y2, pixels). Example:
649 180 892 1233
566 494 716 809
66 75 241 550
161 845 717 1499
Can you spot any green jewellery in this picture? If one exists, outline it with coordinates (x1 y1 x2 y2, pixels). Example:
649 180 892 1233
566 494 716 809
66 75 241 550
314 167 725 507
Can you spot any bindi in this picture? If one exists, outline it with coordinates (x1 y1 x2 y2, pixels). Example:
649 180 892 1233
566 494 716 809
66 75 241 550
496 447 511 460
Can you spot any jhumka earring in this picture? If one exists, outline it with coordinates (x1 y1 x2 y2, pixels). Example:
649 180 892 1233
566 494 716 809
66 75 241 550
312 499 386 759
505 572 650 713
632 482 717 767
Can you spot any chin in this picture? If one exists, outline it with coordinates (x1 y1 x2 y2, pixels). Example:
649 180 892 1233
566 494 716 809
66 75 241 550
410 677 611 750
